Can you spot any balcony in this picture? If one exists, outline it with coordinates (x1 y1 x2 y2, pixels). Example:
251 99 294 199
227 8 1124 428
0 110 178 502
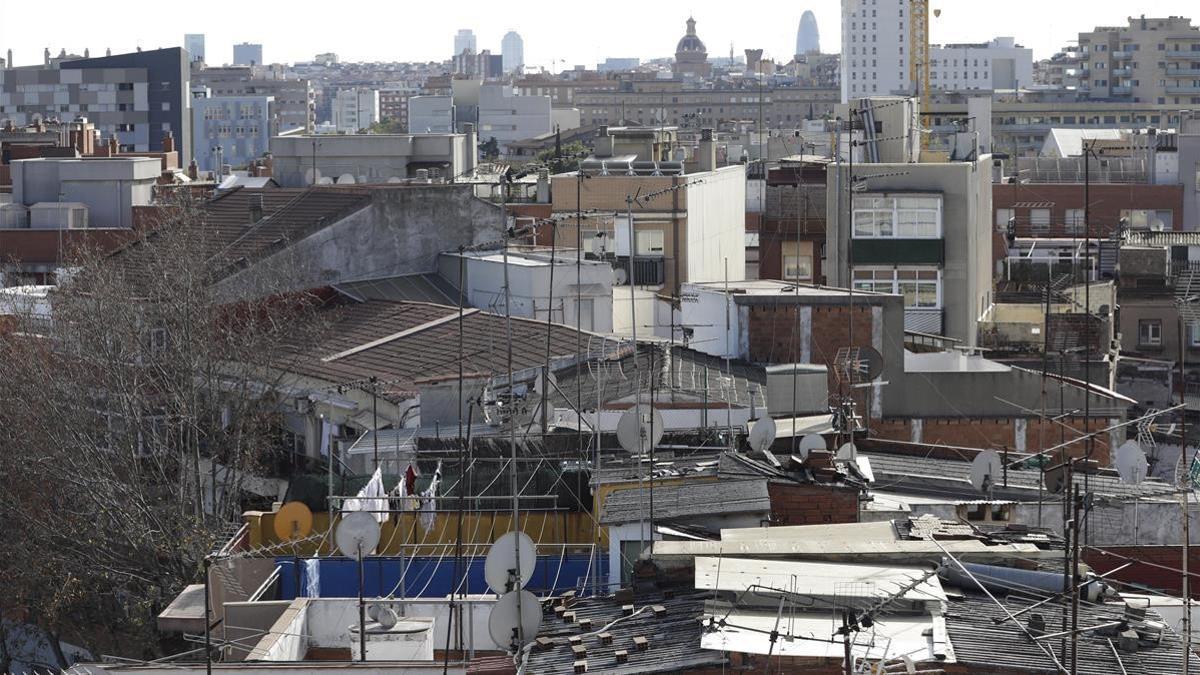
1166 85 1200 94
1112 50 1132 60
904 308 944 335
1111 67 1131 77
1110 85 1133 96
1165 51 1200 60
851 238 945 265
1167 68 1200 77
614 256 666 287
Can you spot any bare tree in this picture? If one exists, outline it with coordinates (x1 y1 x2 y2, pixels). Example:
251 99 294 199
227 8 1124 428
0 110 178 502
0 195 328 663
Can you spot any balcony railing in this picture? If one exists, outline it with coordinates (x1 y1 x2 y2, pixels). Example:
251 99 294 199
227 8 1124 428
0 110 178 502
1112 50 1132 60
1111 67 1131 77
904 308 944 335
1111 85 1133 95
614 256 667 287
1167 68 1200 77
1166 85 1200 94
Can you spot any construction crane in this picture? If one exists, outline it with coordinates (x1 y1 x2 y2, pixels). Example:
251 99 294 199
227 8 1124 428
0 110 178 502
909 0 939 149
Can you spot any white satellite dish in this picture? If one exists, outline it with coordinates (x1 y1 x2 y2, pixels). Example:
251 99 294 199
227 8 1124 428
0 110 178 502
1043 464 1068 495
335 511 381 560
616 404 665 454
747 417 777 452
488 589 541 650
317 176 334 185
376 606 399 630
835 442 857 461
305 168 322 184
796 434 826 461
1115 440 1148 485
969 450 1003 494
484 530 536 594
337 173 356 184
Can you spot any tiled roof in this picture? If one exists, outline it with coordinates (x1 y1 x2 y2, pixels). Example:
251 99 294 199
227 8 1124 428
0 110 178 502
521 590 723 675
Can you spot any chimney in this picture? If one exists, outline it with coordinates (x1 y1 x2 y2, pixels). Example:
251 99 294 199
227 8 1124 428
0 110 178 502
263 152 274 177
187 158 199 180
698 128 716 172
462 122 478 174
249 194 264 223
108 136 119 155
536 168 550 203
161 131 174 153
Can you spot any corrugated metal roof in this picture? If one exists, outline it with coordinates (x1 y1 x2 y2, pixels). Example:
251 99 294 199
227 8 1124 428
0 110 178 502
944 592 1200 674
862 451 1177 501
599 478 770 525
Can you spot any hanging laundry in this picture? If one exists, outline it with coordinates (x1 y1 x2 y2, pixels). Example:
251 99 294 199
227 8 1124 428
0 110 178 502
343 466 388 523
418 461 442 533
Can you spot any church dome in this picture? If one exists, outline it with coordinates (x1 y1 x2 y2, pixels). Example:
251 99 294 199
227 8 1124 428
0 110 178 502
675 17 707 54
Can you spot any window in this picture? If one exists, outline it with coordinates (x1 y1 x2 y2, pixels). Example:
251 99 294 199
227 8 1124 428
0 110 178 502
1121 209 1173 230
995 208 1014 232
782 241 813 281
118 82 134 91
1189 321 1200 348
635 229 664 256
852 195 941 238
1139 319 1162 347
853 267 941 308
1029 208 1051 235
1065 209 1086 235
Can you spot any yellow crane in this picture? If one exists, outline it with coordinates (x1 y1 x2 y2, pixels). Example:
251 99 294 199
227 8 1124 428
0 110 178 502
909 0 940 149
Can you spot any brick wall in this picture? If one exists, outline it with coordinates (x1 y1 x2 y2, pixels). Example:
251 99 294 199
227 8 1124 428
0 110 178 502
1084 546 1200 598
870 416 1112 463
768 481 860 526
993 182 1185 238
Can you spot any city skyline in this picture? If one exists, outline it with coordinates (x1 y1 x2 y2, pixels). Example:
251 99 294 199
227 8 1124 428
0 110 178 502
3 1 1199 71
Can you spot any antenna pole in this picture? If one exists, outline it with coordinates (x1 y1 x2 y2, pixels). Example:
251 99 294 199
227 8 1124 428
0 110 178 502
203 556 212 675
626 192 646 554
1182 297 1192 675
371 376 379 471
358 544 366 662
501 174 526 649
1070 482 1081 675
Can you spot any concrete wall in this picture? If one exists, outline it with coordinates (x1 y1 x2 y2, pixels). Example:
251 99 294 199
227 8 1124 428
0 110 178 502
477 85 550 146
826 158 992 345
408 96 454 134
270 134 471 187
217 186 504 298
685 165 747 286
11 157 158 227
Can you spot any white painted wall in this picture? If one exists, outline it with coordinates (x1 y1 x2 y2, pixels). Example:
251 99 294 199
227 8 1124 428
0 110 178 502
685 164 746 285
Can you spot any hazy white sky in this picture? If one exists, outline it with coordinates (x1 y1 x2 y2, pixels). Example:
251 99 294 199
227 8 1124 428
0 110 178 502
0 1 1197 70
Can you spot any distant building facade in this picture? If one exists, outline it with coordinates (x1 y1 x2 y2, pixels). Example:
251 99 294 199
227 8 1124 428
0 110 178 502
192 95 272 173
796 10 820 56
1077 16 1200 105
454 29 477 56
501 31 524 74
192 67 314 133
233 43 263 66
331 88 379 133
1 47 192 163
840 0 910 102
673 17 711 79
184 34 205 63
930 37 1033 91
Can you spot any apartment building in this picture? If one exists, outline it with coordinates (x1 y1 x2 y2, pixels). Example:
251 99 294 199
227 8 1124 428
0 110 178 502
930 37 1034 91
840 0 911 103
826 98 992 344
331 87 379 133
0 47 191 163
378 89 412 129
1078 15 1200 104
573 81 839 129
191 95 272 173
233 43 263 67
192 67 314 132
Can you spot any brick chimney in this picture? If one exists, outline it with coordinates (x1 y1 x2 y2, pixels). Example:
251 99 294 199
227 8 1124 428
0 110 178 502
108 136 119 155
186 158 199 180
161 131 174 153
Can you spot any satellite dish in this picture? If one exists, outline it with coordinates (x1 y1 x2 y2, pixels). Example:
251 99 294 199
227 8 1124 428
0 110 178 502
337 173 356 184
614 268 628 285
796 434 826 461
484 530 536 594
616 404 665 454
335 511 381 560
377 606 399 630
1115 440 1148 485
274 501 314 541
367 603 382 622
1043 464 1068 495
304 168 322 184
747 417 777 452
969 450 1003 494
488 590 541 650
317 176 334 185
858 346 885 381
836 442 857 461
